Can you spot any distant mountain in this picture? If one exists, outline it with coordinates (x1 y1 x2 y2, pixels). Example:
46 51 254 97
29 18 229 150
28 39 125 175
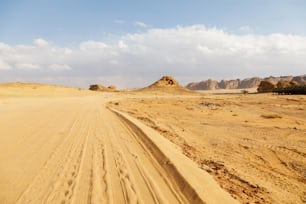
186 75 306 90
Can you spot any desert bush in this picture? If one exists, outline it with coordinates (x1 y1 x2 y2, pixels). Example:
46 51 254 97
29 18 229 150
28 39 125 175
241 90 249 94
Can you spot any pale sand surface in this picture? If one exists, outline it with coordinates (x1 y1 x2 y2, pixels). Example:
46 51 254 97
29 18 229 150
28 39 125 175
0 83 237 204
109 91 306 204
195 88 258 94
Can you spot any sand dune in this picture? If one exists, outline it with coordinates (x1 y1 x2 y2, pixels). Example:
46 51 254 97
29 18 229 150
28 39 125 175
0 84 237 204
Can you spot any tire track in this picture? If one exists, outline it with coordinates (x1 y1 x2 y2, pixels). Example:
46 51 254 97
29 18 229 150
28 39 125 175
102 108 189 204
16 105 91 204
54 110 92 204
107 123 142 204
116 117 187 204
70 108 98 204
133 159 167 204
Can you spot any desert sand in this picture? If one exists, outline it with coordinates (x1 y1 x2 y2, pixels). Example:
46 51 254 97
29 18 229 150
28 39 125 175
0 81 305 204
0 82 237 204
109 92 306 204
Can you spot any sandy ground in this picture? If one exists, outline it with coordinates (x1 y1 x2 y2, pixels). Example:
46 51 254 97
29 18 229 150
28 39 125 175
0 83 237 204
109 91 306 204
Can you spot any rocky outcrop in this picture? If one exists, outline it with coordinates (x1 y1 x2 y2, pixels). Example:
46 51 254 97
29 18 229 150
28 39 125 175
89 84 117 92
291 75 306 85
276 81 299 88
200 79 219 90
186 77 261 90
186 79 219 90
186 75 305 90
257 81 276 93
263 76 293 85
141 76 189 92
148 76 180 88
239 77 261 89
89 84 107 91
219 79 240 89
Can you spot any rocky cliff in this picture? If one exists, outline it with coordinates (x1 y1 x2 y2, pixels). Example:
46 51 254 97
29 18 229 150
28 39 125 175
186 75 306 90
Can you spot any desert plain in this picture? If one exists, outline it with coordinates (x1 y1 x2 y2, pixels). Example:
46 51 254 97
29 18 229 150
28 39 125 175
0 81 305 204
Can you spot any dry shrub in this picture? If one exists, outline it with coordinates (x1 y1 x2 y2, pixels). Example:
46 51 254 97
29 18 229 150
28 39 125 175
241 90 249 94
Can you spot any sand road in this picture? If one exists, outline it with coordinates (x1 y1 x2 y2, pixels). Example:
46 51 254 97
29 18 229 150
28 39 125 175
0 94 236 204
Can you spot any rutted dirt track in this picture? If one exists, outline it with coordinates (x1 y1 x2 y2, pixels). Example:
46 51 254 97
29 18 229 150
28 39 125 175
0 95 236 204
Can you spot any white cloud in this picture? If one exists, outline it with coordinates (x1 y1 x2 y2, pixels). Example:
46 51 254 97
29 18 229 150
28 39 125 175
80 41 108 51
197 45 213 55
33 38 49 47
118 40 128 49
64 48 72 55
16 63 40 70
135 21 148 28
0 59 12 70
1 25 306 88
49 64 72 71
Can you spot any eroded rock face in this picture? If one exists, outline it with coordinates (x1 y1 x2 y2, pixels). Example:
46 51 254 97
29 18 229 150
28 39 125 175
257 81 276 93
186 75 305 90
291 75 306 85
186 79 218 90
186 78 261 90
264 76 293 85
276 81 299 88
219 79 240 89
238 77 261 89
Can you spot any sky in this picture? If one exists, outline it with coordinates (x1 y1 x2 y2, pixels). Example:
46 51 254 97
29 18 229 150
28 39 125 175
1 0 306 88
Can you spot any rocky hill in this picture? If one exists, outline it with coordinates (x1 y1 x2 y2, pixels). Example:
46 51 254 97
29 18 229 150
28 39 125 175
186 75 306 90
140 76 189 93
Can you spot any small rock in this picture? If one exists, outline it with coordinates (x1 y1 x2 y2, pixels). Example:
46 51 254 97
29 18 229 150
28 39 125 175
200 164 213 173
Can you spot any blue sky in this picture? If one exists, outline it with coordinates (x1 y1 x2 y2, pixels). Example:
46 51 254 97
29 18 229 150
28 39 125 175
1 0 306 44
0 0 306 88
